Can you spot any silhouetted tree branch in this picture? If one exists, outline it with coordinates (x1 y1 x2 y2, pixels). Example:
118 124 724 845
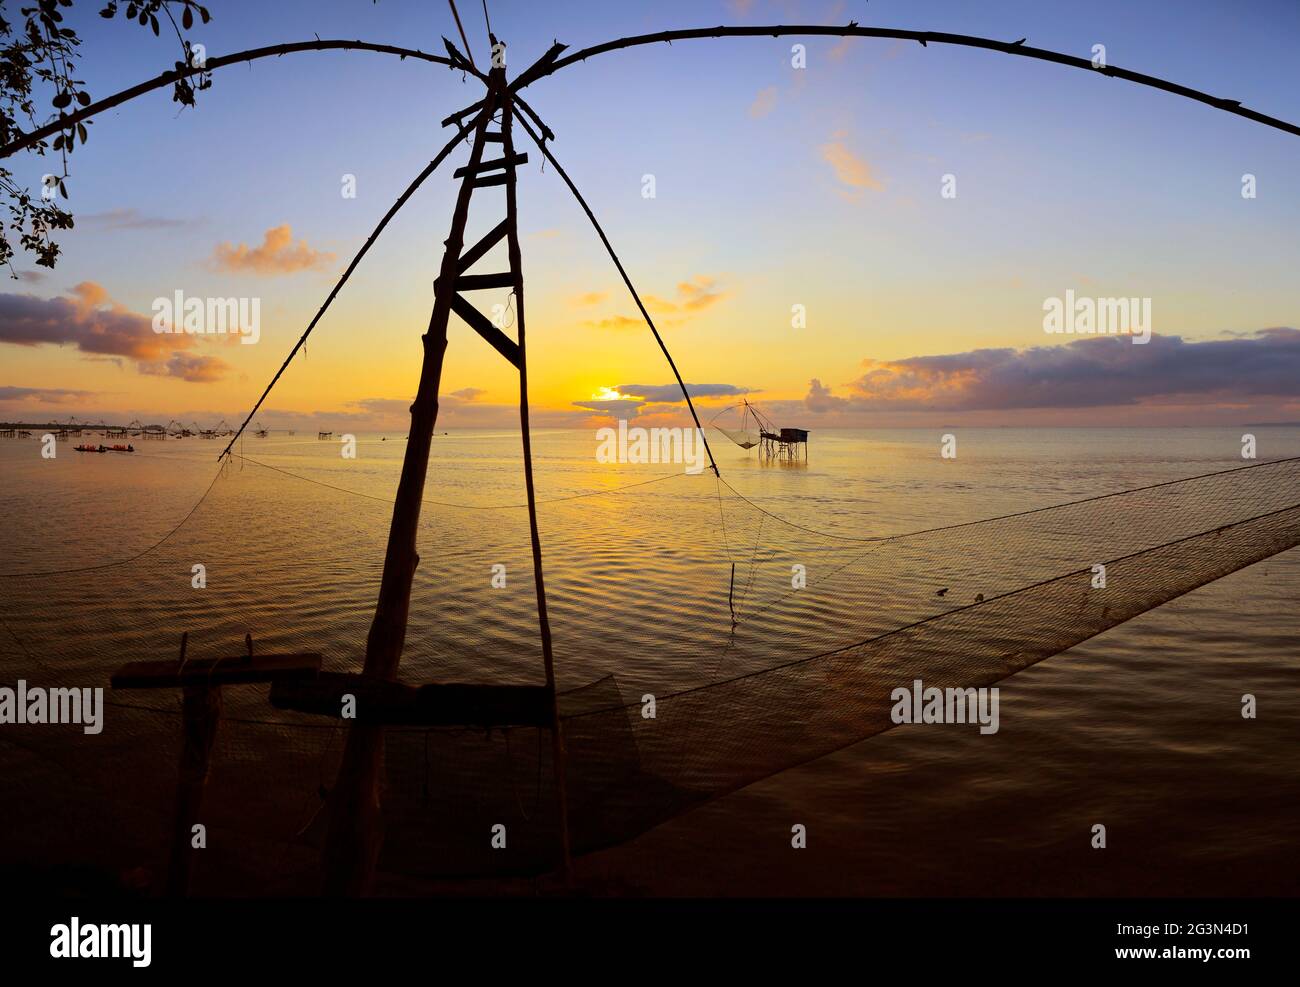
0 0 468 272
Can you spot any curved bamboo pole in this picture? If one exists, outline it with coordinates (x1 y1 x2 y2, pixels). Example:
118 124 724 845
1 39 480 160
513 24 1300 139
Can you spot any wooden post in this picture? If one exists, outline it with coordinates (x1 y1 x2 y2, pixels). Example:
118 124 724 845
320 83 499 897
500 88 574 884
109 636 320 896
167 681 221 897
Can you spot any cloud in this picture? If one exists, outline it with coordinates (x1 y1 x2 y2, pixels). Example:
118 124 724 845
0 384 93 404
0 282 229 382
573 398 645 418
616 383 748 403
677 275 727 312
139 352 230 383
448 387 486 402
820 133 883 197
582 276 729 329
573 383 749 420
15 270 47 283
582 315 643 330
569 291 608 307
748 86 777 118
803 330 1300 416
210 225 336 275
81 209 189 232
827 36 860 62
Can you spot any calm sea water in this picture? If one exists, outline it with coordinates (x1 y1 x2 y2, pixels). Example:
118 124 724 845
2 426 1297 894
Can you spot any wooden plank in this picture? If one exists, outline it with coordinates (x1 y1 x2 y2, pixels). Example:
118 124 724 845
457 219 509 274
449 294 521 368
483 132 505 143
440 98 484 128
452 152 528 178
473 173 509 188
270 672 552 727
111 653 322 689
455 272 514 291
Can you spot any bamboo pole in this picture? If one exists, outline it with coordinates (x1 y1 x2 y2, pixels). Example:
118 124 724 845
1 40 472 160
321 94 497 898
512 25 1300 140
499 83 573 884
508 100 720 477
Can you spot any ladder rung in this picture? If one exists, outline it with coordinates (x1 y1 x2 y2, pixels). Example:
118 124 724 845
450 294 522 369
453 152 528 179
483 132 506 143
455 272 514 291
473 173 509 188
441 98 485 128
457 219 509 274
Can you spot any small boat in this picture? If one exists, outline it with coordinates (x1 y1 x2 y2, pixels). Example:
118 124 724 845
74 444 106 453
107 444 135 453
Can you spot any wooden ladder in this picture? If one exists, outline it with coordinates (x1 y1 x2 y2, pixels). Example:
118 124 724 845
300 66 571 894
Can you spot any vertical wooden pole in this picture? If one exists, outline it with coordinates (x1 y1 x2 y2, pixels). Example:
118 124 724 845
321 91 497 897
501 86 574 883
166 682 221 897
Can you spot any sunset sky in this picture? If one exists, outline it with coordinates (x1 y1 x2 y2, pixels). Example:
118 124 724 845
2 0 1298 429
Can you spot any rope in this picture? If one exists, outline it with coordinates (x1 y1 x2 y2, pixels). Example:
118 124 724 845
0 463 226 578
219 107 490 460
507 97 720 479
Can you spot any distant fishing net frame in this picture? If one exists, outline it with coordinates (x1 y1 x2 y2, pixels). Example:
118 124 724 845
2 6 1299 893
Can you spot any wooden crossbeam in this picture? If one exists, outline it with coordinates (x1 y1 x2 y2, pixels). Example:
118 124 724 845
450 293 521 368
440 98 484 128
270 672 552 727
111 653 322 689
455 271 514 290
483 132 505 143
473 173 509 188
452 151 528 178
457 219 509 274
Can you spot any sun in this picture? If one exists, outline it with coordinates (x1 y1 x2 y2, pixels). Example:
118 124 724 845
591 386 630 402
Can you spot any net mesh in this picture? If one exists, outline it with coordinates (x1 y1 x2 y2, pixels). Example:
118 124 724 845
2 452 1297 888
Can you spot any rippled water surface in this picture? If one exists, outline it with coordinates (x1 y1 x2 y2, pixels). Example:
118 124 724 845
2 427 1297 894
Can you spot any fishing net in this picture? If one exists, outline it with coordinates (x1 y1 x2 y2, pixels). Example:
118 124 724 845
1 445 1298 889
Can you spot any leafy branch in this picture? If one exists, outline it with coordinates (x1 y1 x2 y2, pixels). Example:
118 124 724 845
0 0 209 273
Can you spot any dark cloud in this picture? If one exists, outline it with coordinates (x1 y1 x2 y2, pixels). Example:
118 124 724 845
810 330 1300 413
80 209 190 232
139 352 230 383
616 382 749 403
0 384 92 403
0 282 230 382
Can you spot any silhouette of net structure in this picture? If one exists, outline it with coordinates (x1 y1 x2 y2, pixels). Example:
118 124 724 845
1 453 1297 889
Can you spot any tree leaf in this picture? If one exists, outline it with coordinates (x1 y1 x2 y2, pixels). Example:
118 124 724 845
182 6 192 29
